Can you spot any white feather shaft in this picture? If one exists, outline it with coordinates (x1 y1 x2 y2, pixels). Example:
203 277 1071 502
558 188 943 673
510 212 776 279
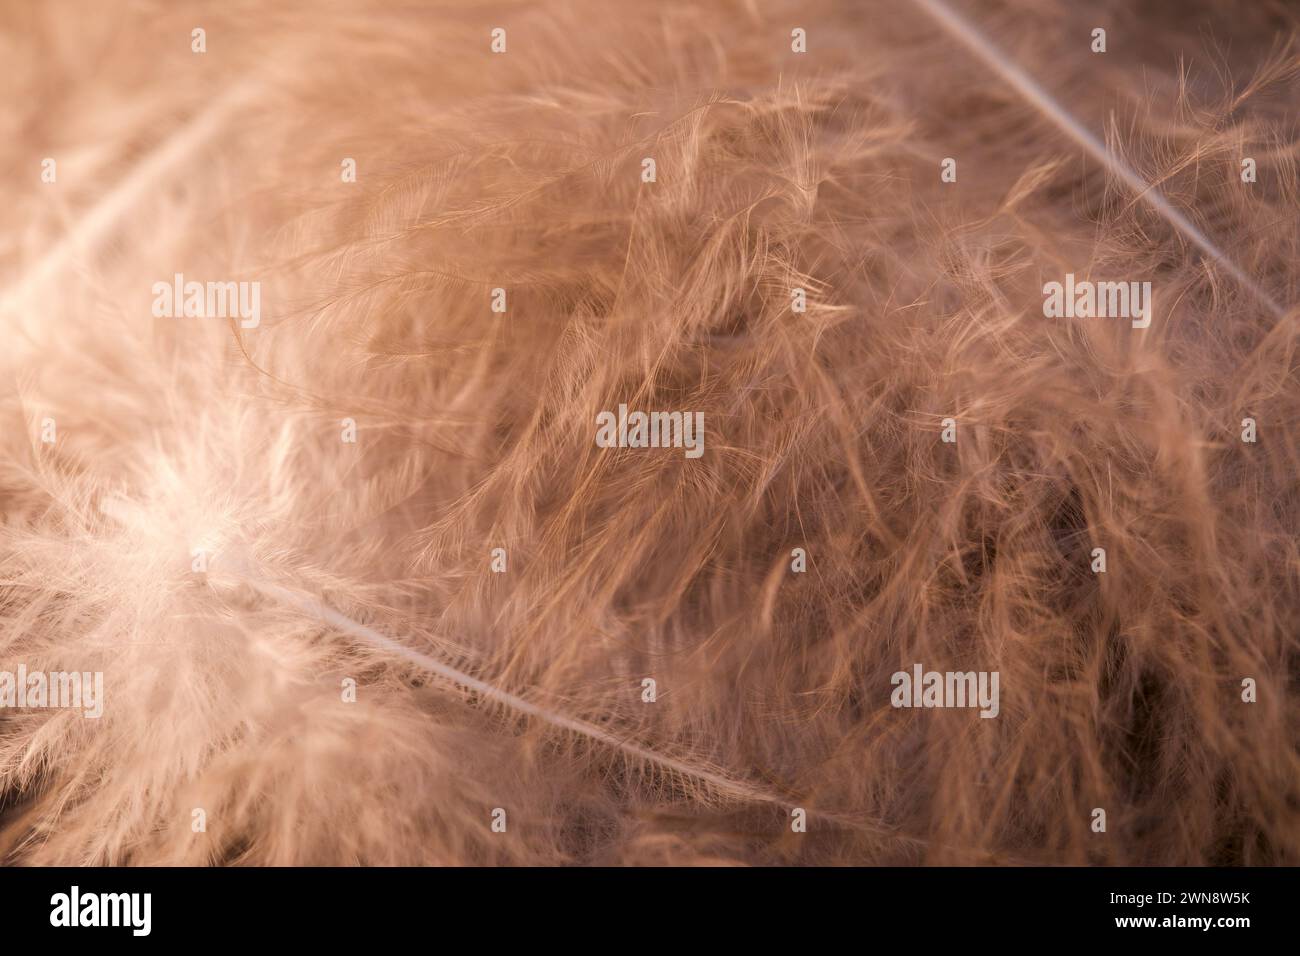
909 0 1286 319
235 570 792 809
0 84 256 318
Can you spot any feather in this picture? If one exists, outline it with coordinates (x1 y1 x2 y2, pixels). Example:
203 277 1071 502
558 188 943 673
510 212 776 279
2 0 1297 867
213 544 927 850
908 0 1288 320
0 83 257 321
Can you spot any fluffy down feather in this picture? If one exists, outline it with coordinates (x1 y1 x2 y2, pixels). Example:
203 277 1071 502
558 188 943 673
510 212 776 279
0 0 1297 865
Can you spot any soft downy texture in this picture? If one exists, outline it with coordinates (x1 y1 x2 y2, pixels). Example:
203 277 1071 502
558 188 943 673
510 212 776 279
0 0 1296 865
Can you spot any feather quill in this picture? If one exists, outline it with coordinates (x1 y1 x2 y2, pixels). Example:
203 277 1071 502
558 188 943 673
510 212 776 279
0 84 257 320
215 550 924 847
908 0 1287 320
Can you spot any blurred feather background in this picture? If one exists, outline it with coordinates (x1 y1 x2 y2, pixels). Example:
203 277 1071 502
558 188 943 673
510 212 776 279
0 0 1297 865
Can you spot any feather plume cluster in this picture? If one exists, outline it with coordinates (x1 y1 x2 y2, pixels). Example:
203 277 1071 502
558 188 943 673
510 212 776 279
1 0 1297 865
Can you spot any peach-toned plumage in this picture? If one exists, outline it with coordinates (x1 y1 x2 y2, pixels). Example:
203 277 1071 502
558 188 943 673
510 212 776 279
0 0 1296 865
